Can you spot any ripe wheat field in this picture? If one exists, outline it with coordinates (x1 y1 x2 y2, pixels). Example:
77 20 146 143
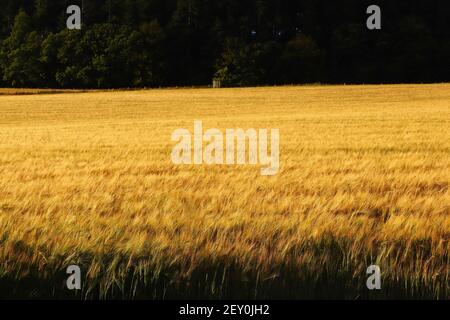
0 84 449 299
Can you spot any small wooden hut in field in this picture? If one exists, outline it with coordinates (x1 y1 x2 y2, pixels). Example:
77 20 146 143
212 79 222 88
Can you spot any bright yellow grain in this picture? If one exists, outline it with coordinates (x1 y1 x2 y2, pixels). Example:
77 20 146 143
0 84 449 298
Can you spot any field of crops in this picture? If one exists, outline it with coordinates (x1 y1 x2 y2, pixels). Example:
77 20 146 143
0 88 90 96
0 84 449 299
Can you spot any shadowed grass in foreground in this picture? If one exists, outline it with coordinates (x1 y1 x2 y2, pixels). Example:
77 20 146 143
0 235 448 299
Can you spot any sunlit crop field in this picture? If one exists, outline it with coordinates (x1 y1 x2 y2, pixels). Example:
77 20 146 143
0 84 449 299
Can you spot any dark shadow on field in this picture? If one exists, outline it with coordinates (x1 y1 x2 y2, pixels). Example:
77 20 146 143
1 235 447 300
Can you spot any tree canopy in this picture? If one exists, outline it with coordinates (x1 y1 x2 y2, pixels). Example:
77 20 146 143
0 0 448 88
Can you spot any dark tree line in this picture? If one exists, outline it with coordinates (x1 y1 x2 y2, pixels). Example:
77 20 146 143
0 0 449 88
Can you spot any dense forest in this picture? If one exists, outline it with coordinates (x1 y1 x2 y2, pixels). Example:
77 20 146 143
0 0 449 88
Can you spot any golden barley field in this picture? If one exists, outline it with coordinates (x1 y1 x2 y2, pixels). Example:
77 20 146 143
0 84 449 299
